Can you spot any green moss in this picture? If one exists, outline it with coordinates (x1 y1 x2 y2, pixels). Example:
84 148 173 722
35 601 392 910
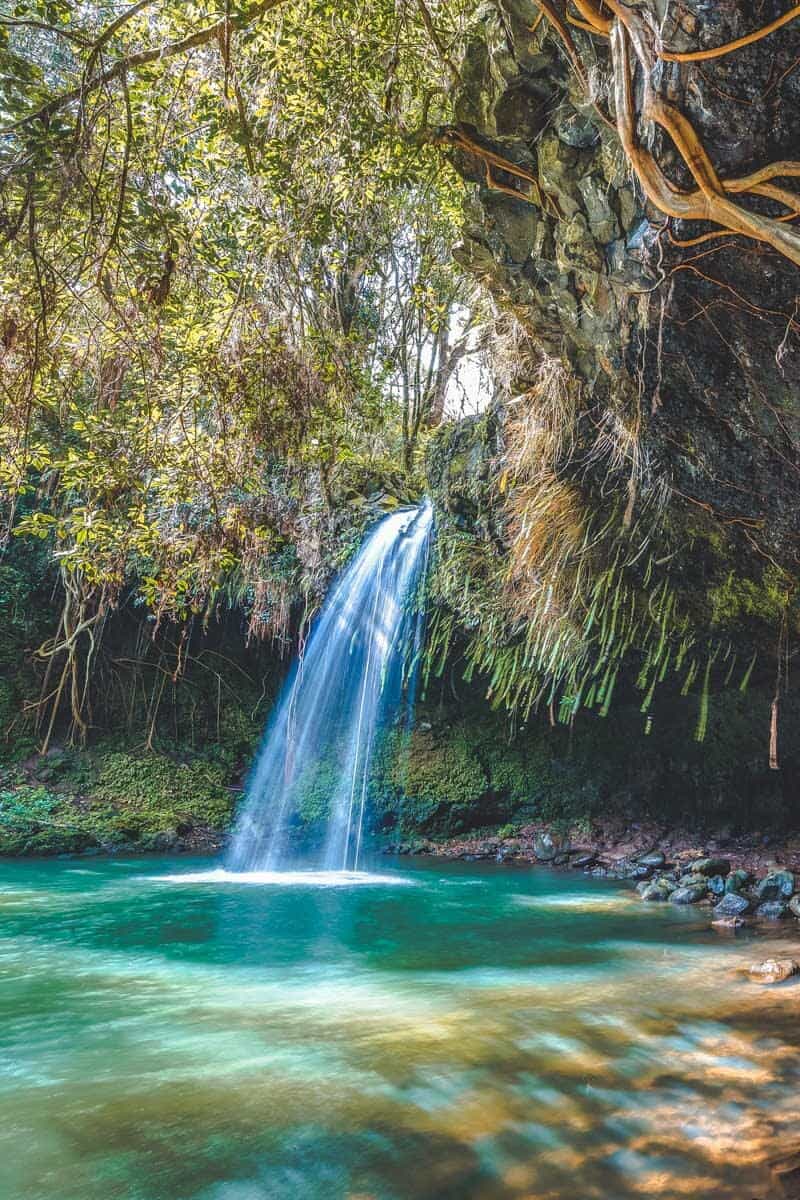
387 726 488 834
93 752 232 833
0 748 236 855
708 566 793 629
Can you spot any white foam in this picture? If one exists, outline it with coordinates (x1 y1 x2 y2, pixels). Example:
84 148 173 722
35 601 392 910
148 868 414 888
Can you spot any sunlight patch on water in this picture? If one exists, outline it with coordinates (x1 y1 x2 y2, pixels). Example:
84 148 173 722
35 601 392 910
149 868 414 887
512 891 634 911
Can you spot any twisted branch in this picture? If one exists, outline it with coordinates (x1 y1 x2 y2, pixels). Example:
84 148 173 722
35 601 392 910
534 0 800 266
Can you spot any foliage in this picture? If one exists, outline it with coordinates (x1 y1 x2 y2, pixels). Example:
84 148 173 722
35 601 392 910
0 0 481 747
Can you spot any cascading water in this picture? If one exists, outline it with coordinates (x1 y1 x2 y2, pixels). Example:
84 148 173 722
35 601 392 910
227 500 434 874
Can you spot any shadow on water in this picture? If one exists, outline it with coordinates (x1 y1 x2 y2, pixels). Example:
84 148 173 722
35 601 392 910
0 855 798 1199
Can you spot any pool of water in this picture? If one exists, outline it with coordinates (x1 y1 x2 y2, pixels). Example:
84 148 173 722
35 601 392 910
1 855 798 1199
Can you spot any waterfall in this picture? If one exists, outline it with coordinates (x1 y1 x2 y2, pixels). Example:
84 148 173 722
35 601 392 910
227 500 434 873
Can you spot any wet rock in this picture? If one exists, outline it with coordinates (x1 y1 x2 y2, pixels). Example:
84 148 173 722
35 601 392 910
713 892 750 917
571 852 596 869
641 878 675 902
679 872 708 889
577 174 620 243
670 883 707 905
534 833 558 862
692 857 731 877
755 900 789 920
756 870 795 902
790 894 800 918
725 869 750 894
620 861 652 880
151 829 179 851
748 959 799 985
711 915 745 931
637 850 665 869
707 875 726 896
553 106 599 149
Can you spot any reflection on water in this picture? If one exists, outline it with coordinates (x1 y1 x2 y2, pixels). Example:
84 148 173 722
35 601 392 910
0 856 798 1200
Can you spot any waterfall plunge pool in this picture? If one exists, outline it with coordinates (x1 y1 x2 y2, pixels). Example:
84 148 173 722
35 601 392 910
1 854 799 1200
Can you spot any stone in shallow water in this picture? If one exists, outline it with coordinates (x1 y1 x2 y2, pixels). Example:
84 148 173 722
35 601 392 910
748 959 799 985
691 857 731 877
670 883 706 905
755 900 789 920
713 892 750 917
641 878 674 902
756 870 795 901
711 914 745 931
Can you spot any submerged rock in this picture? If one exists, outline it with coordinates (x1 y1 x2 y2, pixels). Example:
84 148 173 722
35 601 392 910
713 892 750 917
748 959 799 985
712 914 745 931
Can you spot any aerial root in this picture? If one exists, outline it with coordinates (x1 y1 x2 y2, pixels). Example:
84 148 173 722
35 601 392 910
530 0 800 266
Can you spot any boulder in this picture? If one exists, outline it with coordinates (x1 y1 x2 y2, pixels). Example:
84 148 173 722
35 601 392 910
534 833 558 862
713 892 750 917
756 870 795 902
671 883 707 904
622 862 653 880
641 878 675 902
571 852 596 869
790 894 800 918
707 875 726 896
748 959 799 985
725 869 750 894
679 872 708 889
691 857 731 877
755 901 789 920
637 850 665 869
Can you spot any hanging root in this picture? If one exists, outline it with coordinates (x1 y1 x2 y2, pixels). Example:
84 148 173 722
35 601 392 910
532 0 800 265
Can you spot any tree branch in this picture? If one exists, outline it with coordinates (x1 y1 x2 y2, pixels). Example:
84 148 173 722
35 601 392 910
1 0 287 136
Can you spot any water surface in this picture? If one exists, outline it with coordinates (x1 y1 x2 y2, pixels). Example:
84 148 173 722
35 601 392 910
1 856 798 1199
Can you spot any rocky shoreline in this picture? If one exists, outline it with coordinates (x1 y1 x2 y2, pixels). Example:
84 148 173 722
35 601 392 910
386 819 800 934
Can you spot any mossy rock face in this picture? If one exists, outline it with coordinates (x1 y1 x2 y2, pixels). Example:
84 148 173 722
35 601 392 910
92 752 233 834
363 678 799 842
386 727 490 834
0 749 236 855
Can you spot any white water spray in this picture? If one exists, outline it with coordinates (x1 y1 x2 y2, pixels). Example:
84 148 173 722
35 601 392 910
227 501 433 873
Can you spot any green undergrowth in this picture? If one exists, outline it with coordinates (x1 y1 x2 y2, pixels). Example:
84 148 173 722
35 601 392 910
0 744 239 856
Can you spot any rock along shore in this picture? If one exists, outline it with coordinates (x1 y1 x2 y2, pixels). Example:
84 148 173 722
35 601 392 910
385 819 800 936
